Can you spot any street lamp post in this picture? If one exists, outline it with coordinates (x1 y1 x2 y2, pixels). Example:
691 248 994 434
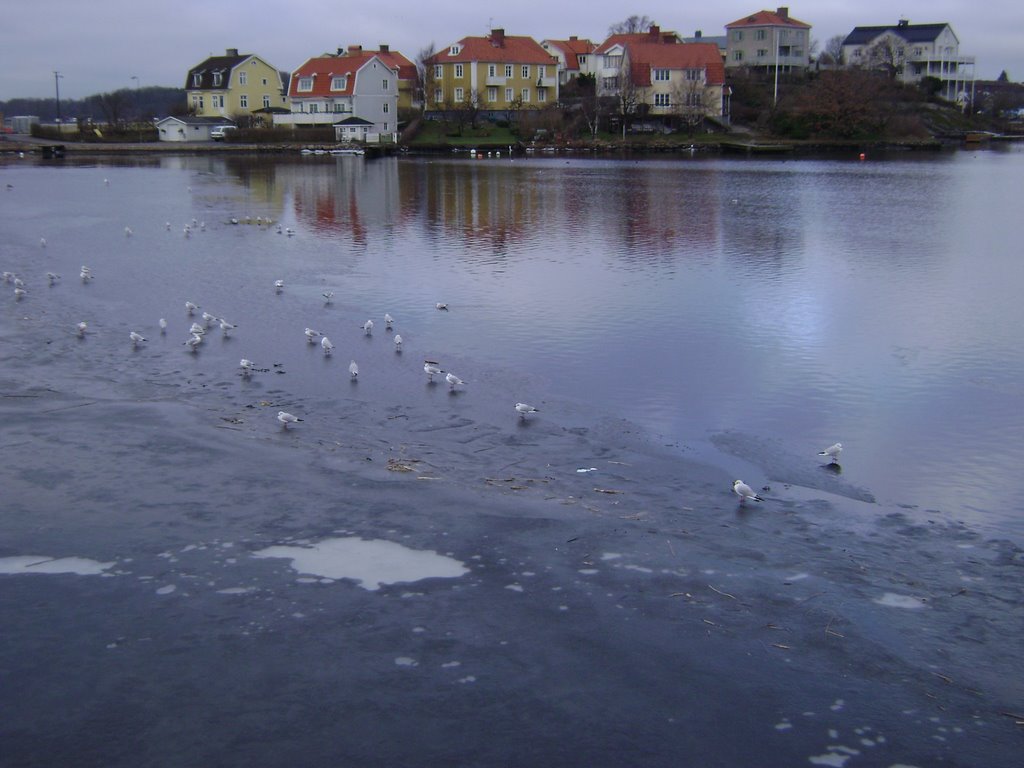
54 71 63 124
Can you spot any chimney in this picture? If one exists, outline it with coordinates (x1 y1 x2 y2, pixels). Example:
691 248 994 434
570 35 577 41
897 19 909 28
776 7 789 19
379 44 389 53
648 24 660 41
226 48 239 57
347 45 362 55
695 30 702 39
490 29 505 47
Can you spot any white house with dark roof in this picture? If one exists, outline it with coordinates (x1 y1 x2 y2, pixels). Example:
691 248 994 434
841 20 975 104
155 115 235 142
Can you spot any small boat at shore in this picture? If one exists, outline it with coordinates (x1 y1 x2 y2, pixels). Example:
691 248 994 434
330 148 365 156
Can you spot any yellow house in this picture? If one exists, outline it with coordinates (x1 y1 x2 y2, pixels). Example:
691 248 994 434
185 48 290 122
425 29 559 117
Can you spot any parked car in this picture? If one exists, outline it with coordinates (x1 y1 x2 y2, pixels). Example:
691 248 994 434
210 126 236 141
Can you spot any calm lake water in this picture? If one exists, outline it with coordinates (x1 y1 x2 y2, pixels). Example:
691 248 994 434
10 147 1023 533
3 146 1024 766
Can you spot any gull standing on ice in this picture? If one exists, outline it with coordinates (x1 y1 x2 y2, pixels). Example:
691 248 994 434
435 302 448 311
305 327 320 344
384 313 394 328
817 442 842 464
277 411 302 428
159 318 168 333
76 322 88 338
349 360 359 378
275 279 284 293
394 334 403 351
515 402 539 419
185 333 203 352
732 480 763 503
240 358 255 376
46 272 60 284
321 336 334 356
201 311 217 328
322 291 334 304
424 361 443 381
130 331 147 346
363 319 373 335
219 318 236 336
185 301 199 315
14 286 26 299
446 372 464 391
189 322 206 336
80 266 92 281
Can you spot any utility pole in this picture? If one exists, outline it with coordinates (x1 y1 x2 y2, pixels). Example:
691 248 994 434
54 71 63 123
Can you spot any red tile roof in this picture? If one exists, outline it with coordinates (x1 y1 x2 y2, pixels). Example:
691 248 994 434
726 9 811 29
628 42 726 85
428 30 557 66
595 27 682 54
290 52 397 98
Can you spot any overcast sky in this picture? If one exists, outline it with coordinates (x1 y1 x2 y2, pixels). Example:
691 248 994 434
2 1 1020 100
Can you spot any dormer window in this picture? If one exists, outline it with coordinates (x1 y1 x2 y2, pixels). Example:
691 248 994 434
213 72 222 86
192 73 201 87
449 44 461 55
298 77 314 92
331 76 347 90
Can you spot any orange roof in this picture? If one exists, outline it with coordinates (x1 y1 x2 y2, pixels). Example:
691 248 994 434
628 42 726 85
290 52 397 98
726 9 811 29
428 30 557 66
596 27 682 54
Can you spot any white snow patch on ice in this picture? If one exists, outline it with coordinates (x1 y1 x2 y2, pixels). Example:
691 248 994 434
252 537 468 591
874 593 927 609
156 584 176 595
395 657 418 667
601 553 622 561
0 556 115 576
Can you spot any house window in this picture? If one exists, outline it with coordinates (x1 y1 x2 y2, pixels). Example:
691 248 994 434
732 30 744 41
310 103 318 113
578 55 587 66
198 95 204 109
192 73 201 87
384 122 388 131
653 68 669 81
521 88 530 103
913 47 922 56
331 77 347 90
488 64 496 77
455 87 464 101
262 78 268 85
383 79 389 90
654 93 670 107
521 65 530 79
334 103 343 112
604 54 621 69
685 68 702 81
434 88 443 103
383 102 389 113
505 65 513 78
755 29 766 41
505 87 514 101
538 65 546 79
732 50 744 62
298 77 313 92
449 45 461 55
239 71 247 85
757 49 768 58
602 76 619 90
455 64 464 78
487 86 498 102
263 95 271 108
434 64 443 79
537 88 546 102
213 72 222 86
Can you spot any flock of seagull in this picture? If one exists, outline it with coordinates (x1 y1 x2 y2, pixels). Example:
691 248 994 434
7 187 841 507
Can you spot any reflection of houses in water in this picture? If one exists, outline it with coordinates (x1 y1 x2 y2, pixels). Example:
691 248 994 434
161 156 289 220
282 157 403 246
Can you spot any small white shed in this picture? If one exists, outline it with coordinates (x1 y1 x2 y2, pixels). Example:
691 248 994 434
155 116 234 142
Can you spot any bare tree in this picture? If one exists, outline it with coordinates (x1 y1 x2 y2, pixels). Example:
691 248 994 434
90 89 131 127
863 35 906 79
416 42 436 111
672 77 714 135
820 35 846 67
613 57 641 139
608 15 656 36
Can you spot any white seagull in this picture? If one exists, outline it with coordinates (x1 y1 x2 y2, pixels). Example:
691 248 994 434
363 319 373 335
219 319 236 336
424 361 443 381
76 322 88 337
818 442 843 464
124 226 133 237
349 360 359 378
185 333 203 352
305 327 321 344
732 480 763 503
275 279 284 293
384 313 394 328
46 272 60 284
446 372 464 390
130 331 147 346
277 411 302 428
40 237 47 248
322 291 334 304
159 318 167 333
201 311 217 328
394 334 403 351
515 402 539 419
14 286 26 299
1 272 13 283
189 322 206 336
185 301 199 315
80 266 92 281
435 302 448 311
321 336 334 355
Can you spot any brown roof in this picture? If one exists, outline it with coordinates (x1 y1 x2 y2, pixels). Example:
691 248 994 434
726 9 811 29
595 27 683 54
186 53 249 90
428 30 557 66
